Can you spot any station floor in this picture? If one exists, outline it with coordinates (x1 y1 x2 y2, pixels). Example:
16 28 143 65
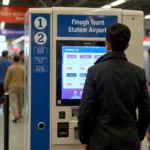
0 108 149 150
0 108 24 150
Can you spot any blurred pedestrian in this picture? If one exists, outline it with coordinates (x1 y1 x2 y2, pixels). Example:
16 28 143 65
4 55 24 123
0 51 12 100
19 50 24 66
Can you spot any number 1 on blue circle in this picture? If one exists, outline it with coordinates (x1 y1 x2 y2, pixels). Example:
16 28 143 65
38 18 43 28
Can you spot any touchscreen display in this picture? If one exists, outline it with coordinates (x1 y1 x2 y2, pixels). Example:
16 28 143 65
62 46 106 99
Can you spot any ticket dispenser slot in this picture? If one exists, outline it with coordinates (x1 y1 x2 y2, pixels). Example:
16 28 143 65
57 122 69 138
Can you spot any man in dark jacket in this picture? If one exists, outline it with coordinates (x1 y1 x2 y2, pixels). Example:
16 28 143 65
78 23 150 150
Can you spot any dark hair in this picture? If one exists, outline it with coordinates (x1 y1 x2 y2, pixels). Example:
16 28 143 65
2 51 8 57
106 23 131 51
19 50 24 56
13 55 20 62
148 49 150 55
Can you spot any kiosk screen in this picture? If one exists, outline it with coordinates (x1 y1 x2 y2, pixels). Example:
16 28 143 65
62 46 106 99
56 41 106 106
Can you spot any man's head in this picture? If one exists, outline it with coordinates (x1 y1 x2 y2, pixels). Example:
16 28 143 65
106 23 131 53
2 51 9 58
19 50 24 62
13 55 20 63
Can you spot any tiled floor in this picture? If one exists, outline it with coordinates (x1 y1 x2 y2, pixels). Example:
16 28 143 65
0 108 24 150
0 108 149 150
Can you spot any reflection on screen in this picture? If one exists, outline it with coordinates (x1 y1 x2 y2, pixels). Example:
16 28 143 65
62 46 106 100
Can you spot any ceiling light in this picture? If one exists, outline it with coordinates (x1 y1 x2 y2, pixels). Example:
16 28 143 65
111 0 126 7
101 5 112 9
145 15 150 19
2 0 10 5
1 22 5 30
12 36 24 45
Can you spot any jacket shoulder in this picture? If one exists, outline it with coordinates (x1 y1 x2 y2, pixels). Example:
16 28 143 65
8 65 13 70
88 61 145 80
19 64 24 69
88 61 106 71
127 62 144 72
90 61 144 71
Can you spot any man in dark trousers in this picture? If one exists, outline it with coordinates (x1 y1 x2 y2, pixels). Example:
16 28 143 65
78 23 150 150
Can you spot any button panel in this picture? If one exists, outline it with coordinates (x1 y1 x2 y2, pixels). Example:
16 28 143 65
59 111 66 119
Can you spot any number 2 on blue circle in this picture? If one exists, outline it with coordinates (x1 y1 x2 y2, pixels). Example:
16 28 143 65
38 33 44 43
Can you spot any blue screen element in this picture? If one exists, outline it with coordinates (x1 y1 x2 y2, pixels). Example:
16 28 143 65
57 15 118 37
63 46 106 53
62 46 106 99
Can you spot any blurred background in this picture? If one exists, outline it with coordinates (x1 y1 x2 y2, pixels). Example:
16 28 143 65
0 0 149 57
0 0 149 71
0 1 150 150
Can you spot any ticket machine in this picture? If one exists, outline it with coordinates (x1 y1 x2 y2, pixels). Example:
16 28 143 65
24 7 144 150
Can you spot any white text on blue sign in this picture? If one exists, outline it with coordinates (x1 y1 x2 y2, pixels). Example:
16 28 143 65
68 19 106 34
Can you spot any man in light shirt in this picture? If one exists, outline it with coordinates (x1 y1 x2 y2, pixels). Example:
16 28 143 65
4 55 24 123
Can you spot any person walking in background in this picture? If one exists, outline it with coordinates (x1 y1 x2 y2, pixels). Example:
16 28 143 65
4 55 24 123
0 51 12 102
19 50 24 66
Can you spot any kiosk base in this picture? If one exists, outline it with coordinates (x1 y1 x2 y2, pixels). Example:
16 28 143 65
52 144 83 150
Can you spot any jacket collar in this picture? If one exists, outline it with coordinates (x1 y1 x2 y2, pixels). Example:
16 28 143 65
94 51 128 64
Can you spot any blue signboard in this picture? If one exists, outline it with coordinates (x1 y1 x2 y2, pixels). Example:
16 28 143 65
57 15 118 37
31 14 50 150
0 29 24 37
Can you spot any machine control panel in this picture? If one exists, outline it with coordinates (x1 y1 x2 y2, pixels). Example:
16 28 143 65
59 111 66 119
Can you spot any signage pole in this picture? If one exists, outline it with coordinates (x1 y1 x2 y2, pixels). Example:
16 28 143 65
4 93 9 150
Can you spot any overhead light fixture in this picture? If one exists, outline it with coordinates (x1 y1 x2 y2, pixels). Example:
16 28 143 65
101 5 112 9
145 15 150 20
2 0 10 5
101 0 128 8
111 0 126 7
12 36 24 45
1 22 5 30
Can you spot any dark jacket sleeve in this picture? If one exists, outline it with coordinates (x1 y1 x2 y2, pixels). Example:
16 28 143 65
78 67 96 144
148 76 150 86
137 69 150 141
